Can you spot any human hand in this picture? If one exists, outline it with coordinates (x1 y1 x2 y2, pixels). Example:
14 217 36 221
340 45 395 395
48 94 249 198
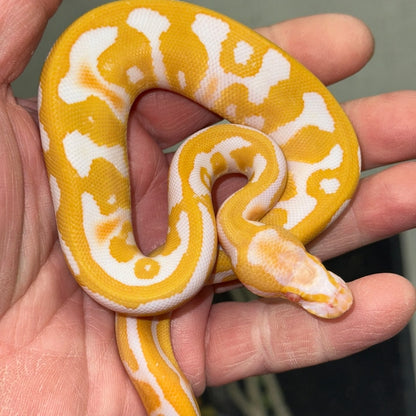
0 1 415 414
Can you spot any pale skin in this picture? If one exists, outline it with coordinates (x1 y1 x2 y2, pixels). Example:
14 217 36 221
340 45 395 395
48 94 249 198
0 0 415 414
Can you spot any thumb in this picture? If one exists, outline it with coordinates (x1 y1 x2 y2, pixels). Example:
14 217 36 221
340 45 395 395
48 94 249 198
0 0 61 85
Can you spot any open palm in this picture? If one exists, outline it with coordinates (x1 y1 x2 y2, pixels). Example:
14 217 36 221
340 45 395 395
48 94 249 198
1 1 415 415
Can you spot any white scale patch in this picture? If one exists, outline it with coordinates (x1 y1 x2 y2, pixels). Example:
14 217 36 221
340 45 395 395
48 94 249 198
273 92 335 145
233 40 254 64
127 8 170 87
320 178 340 194
107 195 117 204
277 144 344 230
127 66 144 84
225 104 237 118
166 148 186 210
49 175 61 214
244 115 265 130
250 153 268 183
192 13 291 107
177 70 187 89
58 27 130 123
63 130 128 178
38 87 51 153
210 269 236 284
247 228 300 286
39 121 50 153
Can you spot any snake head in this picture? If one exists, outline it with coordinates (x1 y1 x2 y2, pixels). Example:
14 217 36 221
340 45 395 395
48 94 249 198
281 270 353 319
237 228 353 319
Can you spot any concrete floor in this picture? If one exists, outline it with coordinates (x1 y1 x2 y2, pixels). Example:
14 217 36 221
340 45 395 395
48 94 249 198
11 0 416 392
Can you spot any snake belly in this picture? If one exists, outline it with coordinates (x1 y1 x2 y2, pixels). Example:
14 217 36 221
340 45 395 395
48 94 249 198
38 1 360 414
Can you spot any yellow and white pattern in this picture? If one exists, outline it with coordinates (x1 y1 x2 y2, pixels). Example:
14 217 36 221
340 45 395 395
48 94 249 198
39 1 360 414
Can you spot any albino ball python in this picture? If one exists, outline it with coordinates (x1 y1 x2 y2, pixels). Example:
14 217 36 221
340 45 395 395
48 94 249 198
38 0 360 414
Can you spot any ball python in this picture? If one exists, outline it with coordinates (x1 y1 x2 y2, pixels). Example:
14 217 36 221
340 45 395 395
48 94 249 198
38 0 360 414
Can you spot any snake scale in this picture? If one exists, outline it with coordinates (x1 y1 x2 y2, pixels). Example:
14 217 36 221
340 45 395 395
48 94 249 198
38 0 360 414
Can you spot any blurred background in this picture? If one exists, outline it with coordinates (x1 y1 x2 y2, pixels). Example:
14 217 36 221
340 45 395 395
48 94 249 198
12 0 415 414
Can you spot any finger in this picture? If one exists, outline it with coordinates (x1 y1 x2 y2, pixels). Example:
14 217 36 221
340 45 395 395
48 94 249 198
257 14 374 85
308 162 416 260
171 287 215 396
343 91 416 170
130 90 220 149
0 0 61 83
196 274 415 386
0 107 23 314
131 13 374 146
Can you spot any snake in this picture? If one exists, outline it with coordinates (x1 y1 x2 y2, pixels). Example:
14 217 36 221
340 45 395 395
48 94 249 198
38 0 360 414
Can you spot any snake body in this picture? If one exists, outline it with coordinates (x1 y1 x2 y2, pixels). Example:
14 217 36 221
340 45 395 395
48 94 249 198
39 1 360 414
